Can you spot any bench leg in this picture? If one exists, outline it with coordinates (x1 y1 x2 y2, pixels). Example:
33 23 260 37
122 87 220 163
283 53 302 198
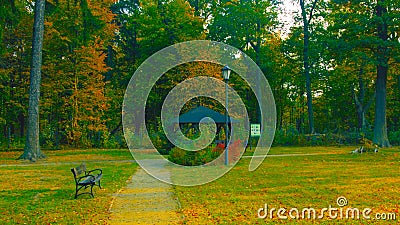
90 185 94 198
75 185 94 199
74 186 79 199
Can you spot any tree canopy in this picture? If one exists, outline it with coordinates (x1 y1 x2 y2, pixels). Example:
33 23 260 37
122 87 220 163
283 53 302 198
0 0 399 155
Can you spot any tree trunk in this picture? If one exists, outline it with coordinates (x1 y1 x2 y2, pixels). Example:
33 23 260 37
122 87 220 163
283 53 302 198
300 0 316 134
19 112 24 137
18 0 46 161
353 64 374 133
247 9 262 126
373 0 390 147
110 121 122 136
256 20 262 126
373 68 390 147
7 126 11 149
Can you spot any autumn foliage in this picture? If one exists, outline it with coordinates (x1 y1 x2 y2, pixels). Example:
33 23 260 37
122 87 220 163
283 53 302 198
0 0 399 149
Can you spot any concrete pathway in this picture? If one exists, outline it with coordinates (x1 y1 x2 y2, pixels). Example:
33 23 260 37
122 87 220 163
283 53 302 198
241 152 337 158
108 160 181 225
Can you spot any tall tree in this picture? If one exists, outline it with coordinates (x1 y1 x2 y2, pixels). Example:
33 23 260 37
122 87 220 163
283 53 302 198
1 1 32 145
208 0 278 124
114 0 204 140
326 0 399 145
325 1 377 133
40 0 115 147
373 0 391 147
299 0 319 134
19 0 46 160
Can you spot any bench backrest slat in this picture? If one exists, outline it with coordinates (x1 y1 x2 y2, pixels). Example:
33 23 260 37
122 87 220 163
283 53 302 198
71 163 87 179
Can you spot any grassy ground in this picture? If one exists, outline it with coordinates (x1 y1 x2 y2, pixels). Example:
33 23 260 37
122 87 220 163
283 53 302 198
174 146 400 224
0 149 137 225
1 147 399 224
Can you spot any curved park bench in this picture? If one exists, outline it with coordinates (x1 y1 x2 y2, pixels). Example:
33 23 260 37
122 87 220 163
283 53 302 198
71 163 102 199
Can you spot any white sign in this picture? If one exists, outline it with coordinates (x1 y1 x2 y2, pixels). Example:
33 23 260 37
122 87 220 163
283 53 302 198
250 124 261 137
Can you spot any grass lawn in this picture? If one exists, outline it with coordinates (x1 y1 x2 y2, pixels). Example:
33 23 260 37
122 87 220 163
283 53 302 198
174 146 400 224
0 149 137 225
1 147 399 224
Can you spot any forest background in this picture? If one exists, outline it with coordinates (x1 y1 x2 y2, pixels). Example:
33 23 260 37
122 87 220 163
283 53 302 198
0 0 399 152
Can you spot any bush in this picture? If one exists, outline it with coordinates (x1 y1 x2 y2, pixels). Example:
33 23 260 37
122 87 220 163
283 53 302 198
388 130 400 146
168 147 188 165
272 125 386 147
102 133 127 149
124 129 152 149
168 146 218 166
150 131 173 155
168 140 244 166
273 126 307 146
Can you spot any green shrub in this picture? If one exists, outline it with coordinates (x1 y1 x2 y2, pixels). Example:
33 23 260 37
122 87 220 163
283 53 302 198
150 131 173 155
168 145 220 166
273 126 306 146
102 133 127 149
272 125 386 146
168 140 244 166
388 130 400 146
168 147 188 165
124 129 152 148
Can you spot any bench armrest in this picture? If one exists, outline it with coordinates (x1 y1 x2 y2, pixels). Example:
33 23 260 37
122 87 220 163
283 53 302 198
87 168 102 175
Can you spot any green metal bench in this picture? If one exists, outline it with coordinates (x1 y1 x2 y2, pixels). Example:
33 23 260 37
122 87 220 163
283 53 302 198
71 163 102 199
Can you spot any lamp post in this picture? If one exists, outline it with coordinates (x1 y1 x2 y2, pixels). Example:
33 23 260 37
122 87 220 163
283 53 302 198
222 65 231 165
